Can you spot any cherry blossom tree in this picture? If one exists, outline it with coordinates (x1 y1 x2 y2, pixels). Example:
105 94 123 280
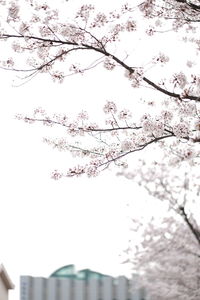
120 157 200 241
1 0 200 298
126 214 200 300
119 158 200 299
140 0 200 22
0 0 200 178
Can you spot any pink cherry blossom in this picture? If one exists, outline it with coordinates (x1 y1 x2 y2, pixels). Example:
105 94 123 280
103 101 117 114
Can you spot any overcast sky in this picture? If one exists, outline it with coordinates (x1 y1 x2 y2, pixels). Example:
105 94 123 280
1 60 158 299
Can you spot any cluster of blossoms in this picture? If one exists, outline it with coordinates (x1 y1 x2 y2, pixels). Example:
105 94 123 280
75 4 95 22
171 72 188 89
8 1 20 21
90 13 108 28
124 69 144 88
0 0 142 81
16 94 200 179
121 155 200 214
1 0 199 101
139 0 200 30
1 58 14 68
190 75 200 95
51 169 63 180
103 101 117 114
129 216 200 300
173 122 189 138
121 151 200 299
69 64 84 74
103 57 116 71
51 163 100 179
125 20 137 32
145 26 156 36
179 101 196 117
138 0 155 17
161 110 173 122
118 109 132 120
51 71 65 83
152 52 169 65
141 118 165 137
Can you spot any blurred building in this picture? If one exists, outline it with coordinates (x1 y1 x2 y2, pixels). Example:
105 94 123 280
50 264 110 280
0 264 14 300
20 264 145 300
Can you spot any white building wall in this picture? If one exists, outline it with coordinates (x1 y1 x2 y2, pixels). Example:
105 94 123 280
20 275 146 300
74 279 85 300
0 279 8 300
59 278 72 300
102 276 113 300
32 277 46 300
20 276 32 300
47 277 58 300
88 278 99 300
117 276 128 300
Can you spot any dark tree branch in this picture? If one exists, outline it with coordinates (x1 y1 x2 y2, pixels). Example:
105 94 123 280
179 206 200 246
176 0 200 11
23 117 142 132
2 33 200 102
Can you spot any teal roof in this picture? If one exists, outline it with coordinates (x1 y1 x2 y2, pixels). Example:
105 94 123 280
77 269 109 280
50 265 111 280
50 265 76 278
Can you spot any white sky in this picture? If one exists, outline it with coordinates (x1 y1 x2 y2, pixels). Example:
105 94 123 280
0 1 196 299
0 64 157 300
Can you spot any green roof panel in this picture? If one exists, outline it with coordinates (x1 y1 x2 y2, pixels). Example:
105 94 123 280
50 264 76 278
50 265 111 280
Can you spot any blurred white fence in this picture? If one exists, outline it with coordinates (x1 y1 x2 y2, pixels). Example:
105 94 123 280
20 276 146 300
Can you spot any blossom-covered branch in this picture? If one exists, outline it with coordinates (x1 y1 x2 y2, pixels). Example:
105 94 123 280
1 1 200 101
1 31 200 101
122 160 200 299
17 95 200 178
